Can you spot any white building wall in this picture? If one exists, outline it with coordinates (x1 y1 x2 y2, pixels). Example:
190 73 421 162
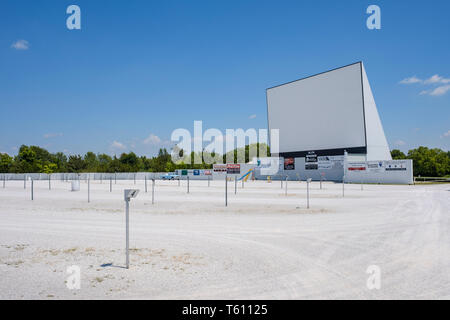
361 63 392 161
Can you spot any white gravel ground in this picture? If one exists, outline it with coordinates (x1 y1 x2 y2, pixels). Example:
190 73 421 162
0 179 449 299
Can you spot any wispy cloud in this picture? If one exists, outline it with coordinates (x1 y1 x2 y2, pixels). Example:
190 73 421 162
420 85 450 96
428 85 450 96
143 134 162 145
424 74 450 84
399 76 422 84
110 141 126 150
394 140 406 146
441 130 450 138
43 132 63 139
11 39 30 50
400 74 450 96
248 114 257 119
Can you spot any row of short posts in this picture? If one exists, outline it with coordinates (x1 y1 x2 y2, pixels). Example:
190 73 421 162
10 172 359 209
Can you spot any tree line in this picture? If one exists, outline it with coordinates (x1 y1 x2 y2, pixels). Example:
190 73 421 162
391 147 450 177
0 144 270 174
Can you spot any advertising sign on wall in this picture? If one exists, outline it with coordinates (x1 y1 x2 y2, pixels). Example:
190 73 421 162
305 152 318 163
385 160 407 171
255 157 281 176
305 151 318 170
226 164 241 174
348 163 366 171
367 161 384 173
284 157 295 170
346 159 413 184
317 156 332 170
204 170 212 176
193 169 200 176
305 163 318 170
213 164 227 173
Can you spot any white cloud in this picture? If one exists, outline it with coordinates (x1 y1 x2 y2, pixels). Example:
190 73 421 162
401 74 450 96
394 140 406 146
429 85 450 96
143 134 161 145
400 74 450 86
424 74 450 84
248 114 257 119
43 132 63 139
111 141 126 150
399 76 422 84
11 39 30 50
442 130 450 138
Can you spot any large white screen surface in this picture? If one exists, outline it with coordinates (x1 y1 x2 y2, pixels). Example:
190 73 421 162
267 62 366 154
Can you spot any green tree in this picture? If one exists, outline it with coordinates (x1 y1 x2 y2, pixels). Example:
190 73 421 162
152 148 173 172
119 152 142 172
41 163 58 174
391 149 407 160
84 152 99 172
53 152 68 172
407 147 450 177
67 155 86 173
12 145 40 173
0 153 13 173
97 154 112 172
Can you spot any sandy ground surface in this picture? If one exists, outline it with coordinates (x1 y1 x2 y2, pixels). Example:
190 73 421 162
0 179 449 299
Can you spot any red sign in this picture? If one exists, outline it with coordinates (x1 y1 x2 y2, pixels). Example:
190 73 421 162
348 167 366 171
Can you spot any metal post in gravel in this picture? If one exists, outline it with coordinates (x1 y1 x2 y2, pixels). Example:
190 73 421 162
24 175 26 189
134 173 136 185
48 175 51 190
285 176 288 196
242 179 244 189
125 198 129 269
342 179 345 197
31 179 34 200
110 177 112 192
152 179 155 204
115 172 117 184
3 174 5 188
306 178 311 209
320 176 323 190
281 178 283 189
225 175 228 207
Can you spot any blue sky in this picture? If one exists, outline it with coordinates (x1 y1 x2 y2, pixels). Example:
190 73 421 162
1 0 449 157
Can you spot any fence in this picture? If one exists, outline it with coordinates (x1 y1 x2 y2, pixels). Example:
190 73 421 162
0 172 167 181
